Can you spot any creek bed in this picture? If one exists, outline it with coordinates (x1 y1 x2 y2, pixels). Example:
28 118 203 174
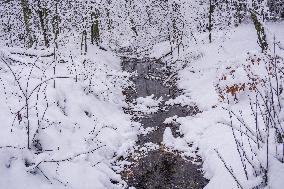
121 57 208 189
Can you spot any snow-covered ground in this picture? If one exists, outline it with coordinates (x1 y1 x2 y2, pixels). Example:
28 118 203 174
0 39 139 189
0 3 284 187
161 22 284 189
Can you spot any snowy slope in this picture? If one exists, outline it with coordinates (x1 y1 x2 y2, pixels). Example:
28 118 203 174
160 22 284 189
0 41 139 189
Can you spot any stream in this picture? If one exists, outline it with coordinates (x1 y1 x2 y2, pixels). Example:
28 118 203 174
120 57 208 189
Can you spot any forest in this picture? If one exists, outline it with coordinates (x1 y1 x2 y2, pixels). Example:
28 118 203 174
0 0 284 189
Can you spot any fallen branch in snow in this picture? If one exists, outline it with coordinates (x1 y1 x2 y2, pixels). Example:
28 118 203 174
93 125 117 138
0 145 25 150
157 41 183 61
163 72 177 85
92 160 103 167
27 76 71 100
43 145 106 163
37 167 53 184
52 177 68 187
8 49 54 58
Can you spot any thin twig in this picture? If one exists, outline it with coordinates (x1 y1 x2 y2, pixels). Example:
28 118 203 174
215 149 244 189
43 145 106 163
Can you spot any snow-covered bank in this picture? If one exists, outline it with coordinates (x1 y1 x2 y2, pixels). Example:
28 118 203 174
160 22 284 189
0 43 139 188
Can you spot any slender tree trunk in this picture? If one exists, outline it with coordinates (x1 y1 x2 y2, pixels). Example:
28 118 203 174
81 30 87 54
208 0 214 43
91 10 100 46
52 1 60 49
37 0 49 47
106 0 112 31
20 0 34 48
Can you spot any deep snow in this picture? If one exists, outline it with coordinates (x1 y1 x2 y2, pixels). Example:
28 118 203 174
160 22 284 189
0 40 139 189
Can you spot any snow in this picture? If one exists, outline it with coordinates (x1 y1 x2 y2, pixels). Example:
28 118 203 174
267 158 284 189
165 95 195 107
0 42 138 189
150 41 171 59
162 127 190 154
162 22 284 189
130 95 163 115
1 1 284 188
163 115 178 124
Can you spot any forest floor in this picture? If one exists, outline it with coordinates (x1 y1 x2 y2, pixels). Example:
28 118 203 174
119 57 208 189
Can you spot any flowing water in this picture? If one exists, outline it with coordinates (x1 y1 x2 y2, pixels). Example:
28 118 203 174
120 57 208 189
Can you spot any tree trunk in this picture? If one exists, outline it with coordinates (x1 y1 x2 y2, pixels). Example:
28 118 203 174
91 10 100 46
52 1 60 49
251 11 268 52
208 0 214 43
37 1 49 47
20 0 34 48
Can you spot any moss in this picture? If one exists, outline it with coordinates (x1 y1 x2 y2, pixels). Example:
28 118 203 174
251 11 268 52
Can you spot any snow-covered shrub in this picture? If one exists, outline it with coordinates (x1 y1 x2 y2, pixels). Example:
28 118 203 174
216 51 284 102
0 45 137 188
217 49 284 187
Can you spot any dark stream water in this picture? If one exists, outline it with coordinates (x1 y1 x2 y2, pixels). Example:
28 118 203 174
120 57 208 189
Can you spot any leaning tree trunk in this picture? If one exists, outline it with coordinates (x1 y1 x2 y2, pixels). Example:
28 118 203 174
251 11 268 52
